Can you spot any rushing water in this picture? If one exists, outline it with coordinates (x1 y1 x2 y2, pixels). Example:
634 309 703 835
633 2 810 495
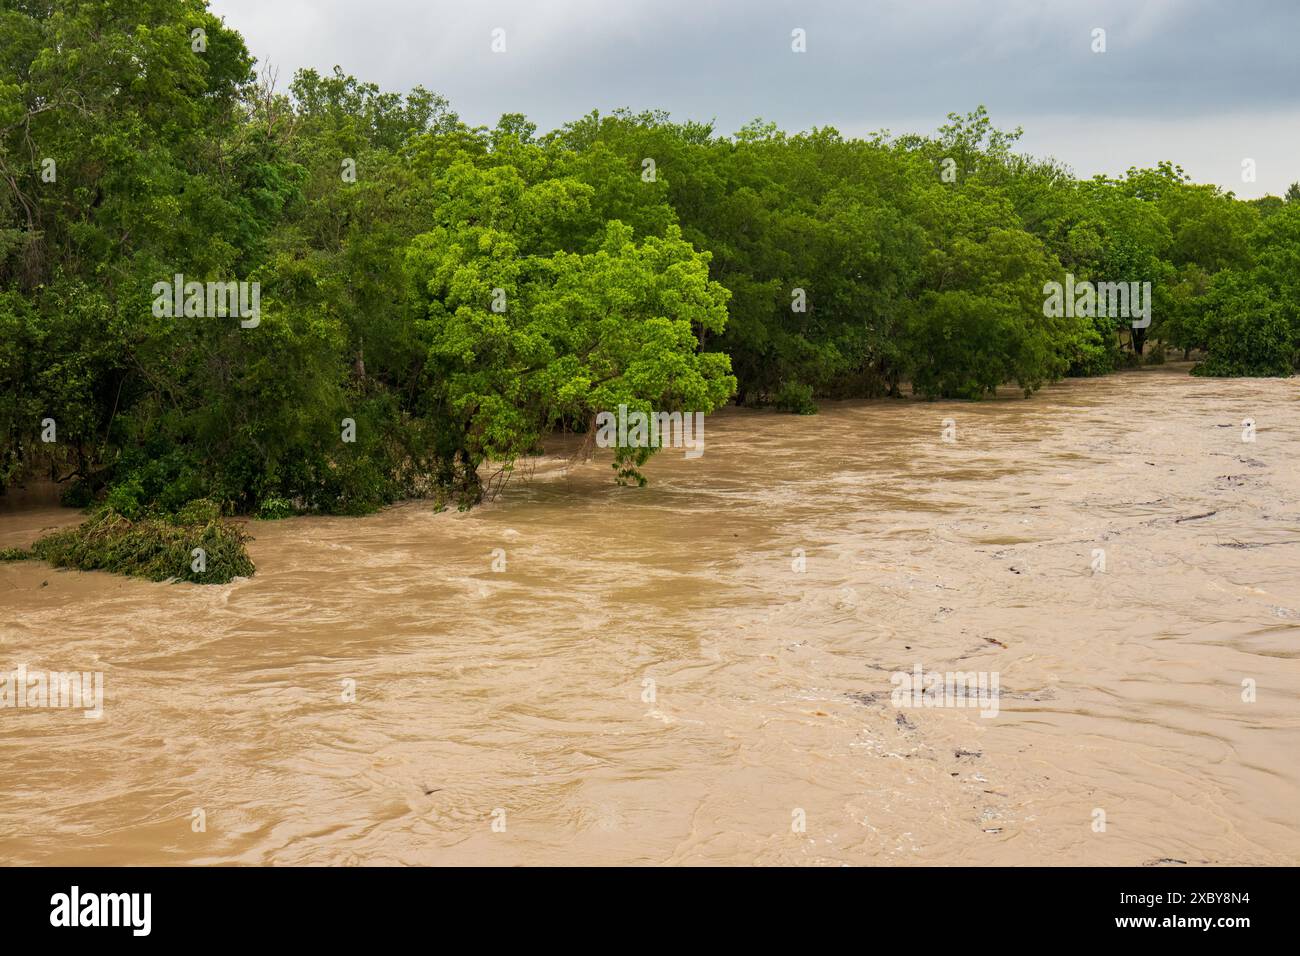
2 366 1298 865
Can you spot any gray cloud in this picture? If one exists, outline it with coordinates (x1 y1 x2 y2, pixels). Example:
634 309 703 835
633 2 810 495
210 0 1300 196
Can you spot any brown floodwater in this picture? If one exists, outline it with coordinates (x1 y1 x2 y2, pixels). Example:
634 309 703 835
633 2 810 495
2 365 1298 865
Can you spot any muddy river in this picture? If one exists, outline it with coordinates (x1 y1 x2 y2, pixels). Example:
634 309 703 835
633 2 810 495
2 366 1297 865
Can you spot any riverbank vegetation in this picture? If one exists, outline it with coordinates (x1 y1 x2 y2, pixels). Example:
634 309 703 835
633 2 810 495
3 0 1298 523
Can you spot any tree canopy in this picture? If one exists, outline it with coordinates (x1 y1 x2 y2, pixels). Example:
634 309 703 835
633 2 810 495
2 1 1296 517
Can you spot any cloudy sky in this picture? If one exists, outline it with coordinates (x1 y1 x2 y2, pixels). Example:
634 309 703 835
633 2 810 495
208 0 1300 197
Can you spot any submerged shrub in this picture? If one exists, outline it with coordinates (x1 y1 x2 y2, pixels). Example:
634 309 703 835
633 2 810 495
60 481 95 509
103 478 148 520
29 510 255 584
254 497 294 520
169 498 223 525
1193 285 1295 377
773 381 818 415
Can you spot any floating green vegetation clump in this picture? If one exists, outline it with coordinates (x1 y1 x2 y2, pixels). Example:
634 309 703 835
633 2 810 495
27 507 255 584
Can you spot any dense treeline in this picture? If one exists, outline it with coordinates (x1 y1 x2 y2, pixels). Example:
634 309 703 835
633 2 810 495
3 0 1298 518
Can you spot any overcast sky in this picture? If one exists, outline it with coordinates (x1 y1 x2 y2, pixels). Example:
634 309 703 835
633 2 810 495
208 0 1300 198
